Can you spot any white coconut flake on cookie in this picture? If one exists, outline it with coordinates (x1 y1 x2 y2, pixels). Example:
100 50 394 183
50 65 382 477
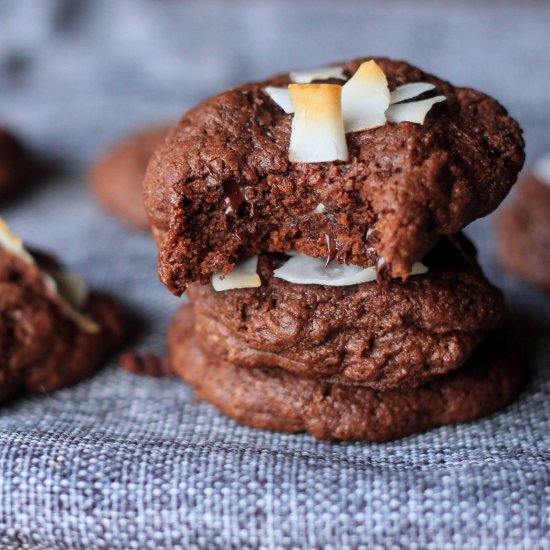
290 65 346 84
288 83 348 163
0 218 35 263
314 203 326 213
341 60 390 133
212 255 261 291
41 269 99 333
532 154 550 187
264 86 294 114
274 250 429 286
274 253 377 286
264 61 446 163
46 270 90 311
386 95 446 124
410 262 429 276
389 82 435 104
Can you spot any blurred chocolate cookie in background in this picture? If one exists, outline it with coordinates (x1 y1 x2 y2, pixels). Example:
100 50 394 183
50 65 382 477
497 154 550 291
91 126 169 231
0 219 126 403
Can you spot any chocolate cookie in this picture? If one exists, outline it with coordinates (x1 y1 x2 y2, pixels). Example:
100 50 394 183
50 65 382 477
187 235 504 389
497 166 550 290
91 126 168 230
0 127 31 198
0 229 125 403
169 304 523 442
144 57 524 295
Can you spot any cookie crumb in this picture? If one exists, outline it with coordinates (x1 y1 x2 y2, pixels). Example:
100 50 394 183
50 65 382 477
121 351 172 378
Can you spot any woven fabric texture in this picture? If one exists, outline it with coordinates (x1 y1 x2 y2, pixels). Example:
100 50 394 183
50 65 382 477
0 1 549 548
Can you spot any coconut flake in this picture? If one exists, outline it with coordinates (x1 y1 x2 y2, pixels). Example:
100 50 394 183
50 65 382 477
37 266 98 333
0 218 35 263
390 82 435 104
341 60 390 133
314 203 326 213
46 270 90 310
290 65 345 84
212 256 261 291
274 253 377 286
386 95 446 124
288 83 348 163
264 86 294 114
274 251 429 287
532 154 550 187
410 262 429 275
42 268 98 332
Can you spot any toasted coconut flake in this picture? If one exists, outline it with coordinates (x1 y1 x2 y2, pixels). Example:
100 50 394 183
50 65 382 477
273 251 429 287
264 86 294 114
533 154 550 187
410 262 429 275
212 256 261 291
290 65 345 84
0 218 34 263
288 83 348 163
386 95 446 124
390 82 435 104
341 60 390 133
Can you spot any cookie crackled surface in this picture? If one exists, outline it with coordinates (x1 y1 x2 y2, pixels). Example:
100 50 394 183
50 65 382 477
144 57 525 295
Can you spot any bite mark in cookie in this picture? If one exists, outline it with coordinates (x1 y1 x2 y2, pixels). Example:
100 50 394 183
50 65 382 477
144 57 524 295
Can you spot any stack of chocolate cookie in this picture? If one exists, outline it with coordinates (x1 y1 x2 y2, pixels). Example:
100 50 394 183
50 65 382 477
144 57 526 441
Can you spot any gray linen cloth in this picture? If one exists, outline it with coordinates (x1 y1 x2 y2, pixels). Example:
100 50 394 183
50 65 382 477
0 1 549 548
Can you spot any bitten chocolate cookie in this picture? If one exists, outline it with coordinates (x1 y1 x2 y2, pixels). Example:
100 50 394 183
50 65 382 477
0 127 31 198
188 235 504 390
145 57 524 295
169 304 523 442
0 221 125 403
91 126 168 230
497 158 550 290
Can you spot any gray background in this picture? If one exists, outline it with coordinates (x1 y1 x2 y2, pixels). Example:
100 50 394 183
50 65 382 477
0 1 549 548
